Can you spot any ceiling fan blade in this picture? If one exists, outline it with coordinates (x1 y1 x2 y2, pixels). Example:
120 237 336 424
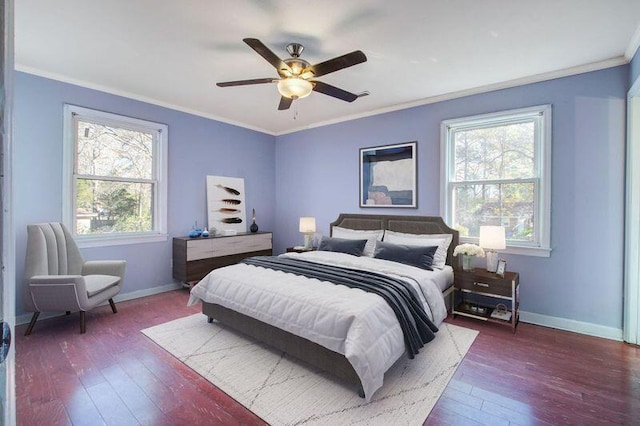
243 38 292 76
303 50 367 78
216 78 276 87
278 96 293 110
311 81 359 102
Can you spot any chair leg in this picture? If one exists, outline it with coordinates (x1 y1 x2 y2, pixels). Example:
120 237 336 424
80 311 86 334
108 298 117 314
25 312 40 336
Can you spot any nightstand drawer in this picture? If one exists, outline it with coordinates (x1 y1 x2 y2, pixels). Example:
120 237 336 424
455 270 517 297
455 278 511 297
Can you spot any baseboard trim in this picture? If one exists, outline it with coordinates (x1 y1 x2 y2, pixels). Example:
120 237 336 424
16 282 182 326
520 311 623 341
111 282 182 304
16 285 623 342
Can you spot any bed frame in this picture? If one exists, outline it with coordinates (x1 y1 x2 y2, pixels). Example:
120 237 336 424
202 214 459 397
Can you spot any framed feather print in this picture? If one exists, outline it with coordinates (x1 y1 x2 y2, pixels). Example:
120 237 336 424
360 141 417 208
207 175 246 234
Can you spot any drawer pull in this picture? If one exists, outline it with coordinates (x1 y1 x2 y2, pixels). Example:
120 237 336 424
473 282 489 288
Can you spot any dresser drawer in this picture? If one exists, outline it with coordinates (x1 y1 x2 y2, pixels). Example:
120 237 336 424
174 232 273 282
211 233 272 257
186 238 213 261
455 273 514 297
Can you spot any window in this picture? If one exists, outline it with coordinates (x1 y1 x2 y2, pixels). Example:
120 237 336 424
441 105 551 256
63 105 168 247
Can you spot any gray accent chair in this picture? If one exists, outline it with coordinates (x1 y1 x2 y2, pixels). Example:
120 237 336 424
23 223 126 335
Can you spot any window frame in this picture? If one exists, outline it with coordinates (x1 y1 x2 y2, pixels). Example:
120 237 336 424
440 104 552 257
62 104 168 247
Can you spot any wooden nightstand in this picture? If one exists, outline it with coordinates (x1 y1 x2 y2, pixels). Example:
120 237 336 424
452 268 520 332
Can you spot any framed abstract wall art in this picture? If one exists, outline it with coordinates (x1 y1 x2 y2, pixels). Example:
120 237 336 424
359 141 417 208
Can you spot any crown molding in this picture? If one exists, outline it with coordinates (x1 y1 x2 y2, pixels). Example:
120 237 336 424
14 64 276 136
276 56 628 136
16 56 628 137
625 22 640 60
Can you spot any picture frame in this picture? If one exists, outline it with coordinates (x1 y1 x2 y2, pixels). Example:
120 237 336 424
496 258 507 277
359 141 417 208
206 175 246 235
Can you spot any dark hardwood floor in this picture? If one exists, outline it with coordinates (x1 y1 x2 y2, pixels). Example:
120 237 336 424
16 289 640 425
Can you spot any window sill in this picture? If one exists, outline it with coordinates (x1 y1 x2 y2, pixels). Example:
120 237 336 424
459 237 551 258
502 245 551 258
75 233 168 248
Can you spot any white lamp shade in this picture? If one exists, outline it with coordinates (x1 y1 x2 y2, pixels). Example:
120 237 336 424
479 226 506 250
299 217 316 233
278 78 313 99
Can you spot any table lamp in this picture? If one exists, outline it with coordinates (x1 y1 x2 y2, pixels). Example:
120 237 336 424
479 225 506 272
299 217 316 250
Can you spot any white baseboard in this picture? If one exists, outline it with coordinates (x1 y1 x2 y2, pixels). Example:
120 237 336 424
16 282 182 325
520 310 623 341
111 282 182 304
16 284 623 342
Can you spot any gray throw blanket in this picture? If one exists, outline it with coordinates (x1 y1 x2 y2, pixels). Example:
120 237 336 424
241 256 438 358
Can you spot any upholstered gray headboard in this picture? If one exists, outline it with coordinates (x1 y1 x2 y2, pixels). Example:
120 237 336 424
329 214 460 269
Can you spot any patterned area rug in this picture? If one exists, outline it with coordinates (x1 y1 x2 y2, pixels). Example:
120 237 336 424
142 313 478 425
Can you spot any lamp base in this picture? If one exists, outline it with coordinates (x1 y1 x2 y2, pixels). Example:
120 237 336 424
486 251 499 272
303 233 313 250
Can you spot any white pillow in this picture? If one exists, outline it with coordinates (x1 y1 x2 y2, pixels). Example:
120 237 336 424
332 226 384 257
383 231 453 269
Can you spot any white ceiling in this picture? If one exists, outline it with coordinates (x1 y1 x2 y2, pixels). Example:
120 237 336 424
15 0 640 135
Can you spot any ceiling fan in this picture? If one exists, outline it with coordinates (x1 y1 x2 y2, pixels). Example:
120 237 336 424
216 38 368 110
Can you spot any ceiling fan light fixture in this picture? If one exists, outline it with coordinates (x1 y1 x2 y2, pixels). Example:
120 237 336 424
277 77 313 100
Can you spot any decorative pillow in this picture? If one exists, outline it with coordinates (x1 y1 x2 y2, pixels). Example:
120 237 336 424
383 231 453 270
318 236 368 256
373 240 437 270
331 226 384 257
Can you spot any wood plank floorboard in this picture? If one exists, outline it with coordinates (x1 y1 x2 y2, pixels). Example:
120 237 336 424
15 289 640 425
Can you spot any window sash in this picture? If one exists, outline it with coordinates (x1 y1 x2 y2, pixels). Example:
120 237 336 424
63 104 168 246
440 105 551 256
72 115 157 180
448 117 542 183
74 174 157 185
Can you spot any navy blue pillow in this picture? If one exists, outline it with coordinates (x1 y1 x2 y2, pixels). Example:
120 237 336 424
374 240 438 270
318 236 367 256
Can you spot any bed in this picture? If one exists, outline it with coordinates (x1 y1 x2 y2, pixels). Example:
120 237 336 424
188 213 459 400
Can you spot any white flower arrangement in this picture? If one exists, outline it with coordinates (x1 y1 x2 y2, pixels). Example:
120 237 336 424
453 243 485 257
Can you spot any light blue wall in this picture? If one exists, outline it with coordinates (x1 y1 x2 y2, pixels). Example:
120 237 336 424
13 72 276 316
14 65 630 330
275 66 628 330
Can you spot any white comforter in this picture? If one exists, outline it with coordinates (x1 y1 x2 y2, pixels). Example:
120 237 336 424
188 251 448 400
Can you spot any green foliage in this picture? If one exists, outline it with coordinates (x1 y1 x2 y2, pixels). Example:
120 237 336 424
97 187 137 219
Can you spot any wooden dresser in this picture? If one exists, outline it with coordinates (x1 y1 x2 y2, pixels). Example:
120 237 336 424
172 232 272 284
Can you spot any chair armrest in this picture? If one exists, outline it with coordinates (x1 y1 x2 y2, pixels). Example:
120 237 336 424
82 260 126 278
30 275 85 286
28 275 89 311
29 275 88 295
